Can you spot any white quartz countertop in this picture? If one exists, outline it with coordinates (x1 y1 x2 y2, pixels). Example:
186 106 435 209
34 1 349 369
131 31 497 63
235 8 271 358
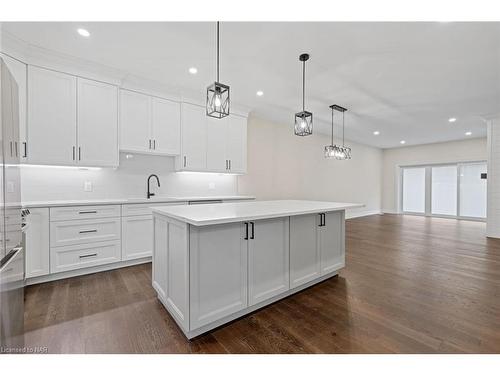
21 195 255 208
152 200 364 226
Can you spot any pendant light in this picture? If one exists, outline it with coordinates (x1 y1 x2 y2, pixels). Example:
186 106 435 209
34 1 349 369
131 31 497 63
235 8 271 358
206 21 230 118
294 53 313 136
325 104 351 160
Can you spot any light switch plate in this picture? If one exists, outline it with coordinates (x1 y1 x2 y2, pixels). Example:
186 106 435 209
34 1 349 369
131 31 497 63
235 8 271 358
84 181 93 192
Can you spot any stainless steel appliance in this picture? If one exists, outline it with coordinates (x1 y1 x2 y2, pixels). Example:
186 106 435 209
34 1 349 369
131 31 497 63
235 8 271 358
0 56 24 353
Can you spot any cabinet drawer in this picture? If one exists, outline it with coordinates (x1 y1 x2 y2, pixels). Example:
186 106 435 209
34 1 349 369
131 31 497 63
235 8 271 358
50 205 120 221
50 217 121 247
122 202 184 217
50 240 121 273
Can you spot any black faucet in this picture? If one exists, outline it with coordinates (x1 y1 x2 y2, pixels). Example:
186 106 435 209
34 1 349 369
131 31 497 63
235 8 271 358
147 174 161 199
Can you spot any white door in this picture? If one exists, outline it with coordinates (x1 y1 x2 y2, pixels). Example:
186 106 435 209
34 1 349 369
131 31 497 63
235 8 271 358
226 115 247 173
319 212 344 275
189 222 247 330
25 208 50 278
151 97 180 155
119 89 151 153
290 214 321 288
27 66 77 165
77 78 118 167
248 218 289 306
2 54 27 160
122 215 153 260
206 116 228 172
180 103 207 171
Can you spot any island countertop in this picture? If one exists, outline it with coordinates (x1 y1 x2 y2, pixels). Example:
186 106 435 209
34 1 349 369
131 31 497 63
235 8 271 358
151 199 363 226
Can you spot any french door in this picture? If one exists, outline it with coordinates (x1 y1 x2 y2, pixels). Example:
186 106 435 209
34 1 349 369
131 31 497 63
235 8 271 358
401 162 487 220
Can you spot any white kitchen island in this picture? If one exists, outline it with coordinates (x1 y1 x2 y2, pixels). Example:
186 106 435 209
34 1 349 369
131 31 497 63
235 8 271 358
151 200 363 339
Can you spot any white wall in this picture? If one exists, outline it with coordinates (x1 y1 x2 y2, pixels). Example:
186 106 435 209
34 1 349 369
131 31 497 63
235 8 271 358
21 153 238 202
487 117 500 237
237 114 383 218
382 137 487 213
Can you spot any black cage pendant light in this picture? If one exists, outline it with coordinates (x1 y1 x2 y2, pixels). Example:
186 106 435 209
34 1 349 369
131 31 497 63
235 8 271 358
294 53 313 136
325 104 351 160
206 21 230 119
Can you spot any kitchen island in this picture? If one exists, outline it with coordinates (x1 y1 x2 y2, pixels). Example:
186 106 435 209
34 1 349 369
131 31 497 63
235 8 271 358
151 200 363 339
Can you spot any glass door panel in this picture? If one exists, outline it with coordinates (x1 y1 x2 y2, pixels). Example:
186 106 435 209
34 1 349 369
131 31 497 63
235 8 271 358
402 167 426 213
459 163 487 218
431 166 457 216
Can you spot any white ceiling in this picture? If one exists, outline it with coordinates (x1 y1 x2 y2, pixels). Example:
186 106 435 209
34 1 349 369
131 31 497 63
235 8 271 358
3 22 500 148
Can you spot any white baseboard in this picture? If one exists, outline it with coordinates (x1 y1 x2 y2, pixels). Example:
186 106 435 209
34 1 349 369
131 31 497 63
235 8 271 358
381 209 400 215
345 210 382 219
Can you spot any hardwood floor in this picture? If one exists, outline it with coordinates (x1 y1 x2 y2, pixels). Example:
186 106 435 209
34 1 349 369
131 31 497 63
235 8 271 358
24 214 500 353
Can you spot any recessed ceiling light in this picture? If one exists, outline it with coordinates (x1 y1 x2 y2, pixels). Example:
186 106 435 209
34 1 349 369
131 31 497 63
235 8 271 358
448 117 457 123
400 140 406 144
77 28 90 37
465 131 472 136
256 90 264 97
373 131 380 135
188 67 198 75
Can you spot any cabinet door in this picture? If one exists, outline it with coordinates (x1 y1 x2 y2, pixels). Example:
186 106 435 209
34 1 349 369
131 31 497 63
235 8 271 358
119 89 151 153
180 103 207 171
226 115 247 173
248 218 289 306
151 97 180 155
27 66 77 165
77 78 118 167
2 54 27 160
122 215 153 260
190 222 247 330
206 116 228 172
320 211 345 275
25 208 50 278
290 214 321 288
1 60 17 163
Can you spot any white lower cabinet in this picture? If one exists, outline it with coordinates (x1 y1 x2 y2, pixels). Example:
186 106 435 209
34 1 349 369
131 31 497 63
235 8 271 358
25 208 50 278
122 215 153 260
248 218 289 306
50 240 121 273
290 214 322 288
320 212 345 275
189 222 248 330
290 212 345 287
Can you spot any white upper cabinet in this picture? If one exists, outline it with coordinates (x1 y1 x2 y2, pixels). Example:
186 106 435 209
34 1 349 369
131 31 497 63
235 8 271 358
151 97 180 155
179 103 207 171
226 114 247 173
176 102 247 174
119 89 181 156
77 78 118 167
206 116 228 172
119 89 151 153
27 66 77 166
1 54 27 161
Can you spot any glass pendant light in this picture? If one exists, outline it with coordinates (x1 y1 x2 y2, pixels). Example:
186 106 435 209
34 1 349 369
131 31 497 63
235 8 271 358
294 53 313 136
206 22 230 118
325 104 351 160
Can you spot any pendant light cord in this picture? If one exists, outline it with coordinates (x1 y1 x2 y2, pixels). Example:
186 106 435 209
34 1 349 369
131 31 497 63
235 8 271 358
302 60 305 111
216 21 220 82
331 108 334 145
342 111 345 146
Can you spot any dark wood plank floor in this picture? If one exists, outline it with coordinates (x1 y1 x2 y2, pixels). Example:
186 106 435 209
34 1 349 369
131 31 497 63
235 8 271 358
24 214 500 353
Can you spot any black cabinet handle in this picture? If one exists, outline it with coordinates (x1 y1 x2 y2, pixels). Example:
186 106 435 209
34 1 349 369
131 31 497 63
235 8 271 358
79 253 97 259
153 139 156 149
319 213 326 227
323 213 326 226
79 229 97 234
78 147 81 161
250 222 255 239
23 142 27 158
244 222 249 240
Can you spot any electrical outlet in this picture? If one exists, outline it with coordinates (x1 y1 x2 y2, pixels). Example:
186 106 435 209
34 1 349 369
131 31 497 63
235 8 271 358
84 181 93 192
208 182 216 190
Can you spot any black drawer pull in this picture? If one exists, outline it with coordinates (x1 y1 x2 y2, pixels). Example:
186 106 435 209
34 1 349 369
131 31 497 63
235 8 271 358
79 229 97 234
79 211 97 214
79 253 97 259
244 222 249 240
